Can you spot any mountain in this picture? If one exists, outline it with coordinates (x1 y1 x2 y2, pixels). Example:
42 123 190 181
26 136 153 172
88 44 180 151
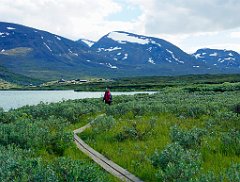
0 65 42 85
0 22 240 82
91 31 211 76
0 22 101 80
78 39 95 47
193 48 240 71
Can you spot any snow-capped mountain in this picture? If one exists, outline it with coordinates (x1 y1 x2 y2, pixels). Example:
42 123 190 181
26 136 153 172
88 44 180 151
78 39 95 47
0 22 88 56
92 31 195 65
193 48 240 69
0 22 239 81
90 31 211 75
0 22 102 80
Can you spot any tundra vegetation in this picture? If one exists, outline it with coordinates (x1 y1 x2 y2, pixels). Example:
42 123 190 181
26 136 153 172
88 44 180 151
0 74 240 181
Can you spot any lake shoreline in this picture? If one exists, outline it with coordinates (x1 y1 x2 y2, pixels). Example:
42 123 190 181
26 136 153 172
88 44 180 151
0 90 156 111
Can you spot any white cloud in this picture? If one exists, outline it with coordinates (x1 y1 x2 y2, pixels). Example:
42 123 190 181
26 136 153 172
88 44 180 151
230 32 240 38
0 0 123 40
0 0 239 53
132 0 240 35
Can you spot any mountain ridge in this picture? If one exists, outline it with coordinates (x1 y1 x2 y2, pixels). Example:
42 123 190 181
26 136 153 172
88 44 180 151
0 22 239 82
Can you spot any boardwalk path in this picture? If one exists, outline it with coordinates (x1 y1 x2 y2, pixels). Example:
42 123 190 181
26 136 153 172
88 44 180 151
73 120 143 182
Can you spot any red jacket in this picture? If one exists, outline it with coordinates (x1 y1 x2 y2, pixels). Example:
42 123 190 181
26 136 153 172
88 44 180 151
104 91 112 102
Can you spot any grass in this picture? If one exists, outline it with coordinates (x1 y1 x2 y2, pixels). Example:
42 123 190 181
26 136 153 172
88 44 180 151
80 114 179 180
1 74 240 181
79 89 240 181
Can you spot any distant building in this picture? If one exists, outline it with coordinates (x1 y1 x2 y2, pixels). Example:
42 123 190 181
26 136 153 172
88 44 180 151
58 78 66 83
80 80 88 82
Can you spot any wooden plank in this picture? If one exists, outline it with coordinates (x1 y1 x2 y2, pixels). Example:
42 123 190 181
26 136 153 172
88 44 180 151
74 123 143 182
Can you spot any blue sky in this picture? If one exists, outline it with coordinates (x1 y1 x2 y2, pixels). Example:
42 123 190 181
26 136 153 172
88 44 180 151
106 0 142 22
0 0 239 53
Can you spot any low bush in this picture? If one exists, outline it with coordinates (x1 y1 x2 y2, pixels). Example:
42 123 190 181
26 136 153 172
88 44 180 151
151 143 202 181
116 118 156 141
0 145 108 182
0 116 72 156
170 125 206 149
194 171 224 182
91 115 116 133
221 130 240 156
226 163 240 182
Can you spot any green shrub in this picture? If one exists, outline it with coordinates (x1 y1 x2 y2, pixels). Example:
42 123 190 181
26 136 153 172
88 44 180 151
226 163 240 182
0 116 72 156
194 171 224 182
116 118 156 141
0 145 108 182
170 126 206 149
151 143 202 181
221 130 240 156
0 110 18 123
91 115 116 133
52 157 108 182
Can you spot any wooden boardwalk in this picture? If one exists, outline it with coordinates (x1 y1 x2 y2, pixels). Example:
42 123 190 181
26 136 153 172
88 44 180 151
73 122 143 182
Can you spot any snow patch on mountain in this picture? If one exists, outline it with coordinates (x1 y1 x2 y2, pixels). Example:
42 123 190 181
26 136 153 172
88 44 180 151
97 47 122 52
166 49 183 63
147 47 152 52
99 62 118 69
151 40 162 47
6 27 16 30
148 57 156 64
218 58 224 63
224 57 236 61
106 63 118 69
43 42 52 52
210 52 218 56
55 36 61 41
105 47 122 52
166 58 172 63
81 39 95 47
122 53 128 60
68 49 73 53
108 32 150 45
194 53 204 59
0 32 10 36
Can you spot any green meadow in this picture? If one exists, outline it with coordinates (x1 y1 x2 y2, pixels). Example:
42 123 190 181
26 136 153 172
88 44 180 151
0 74 239 181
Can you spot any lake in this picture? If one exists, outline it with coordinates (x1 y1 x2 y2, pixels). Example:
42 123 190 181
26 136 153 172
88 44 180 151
0 90 155 111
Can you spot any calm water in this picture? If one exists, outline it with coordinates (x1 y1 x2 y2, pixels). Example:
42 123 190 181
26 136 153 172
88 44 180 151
0 90 155 111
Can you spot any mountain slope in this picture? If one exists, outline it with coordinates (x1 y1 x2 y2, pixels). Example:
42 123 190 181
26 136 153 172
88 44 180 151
0 65 42 85
193 48 240 69
0 22 239 80
91 31 212 75
0 22 97 80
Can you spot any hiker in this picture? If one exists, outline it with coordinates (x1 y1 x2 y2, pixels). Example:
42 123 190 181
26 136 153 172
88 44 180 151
103 88 112 105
